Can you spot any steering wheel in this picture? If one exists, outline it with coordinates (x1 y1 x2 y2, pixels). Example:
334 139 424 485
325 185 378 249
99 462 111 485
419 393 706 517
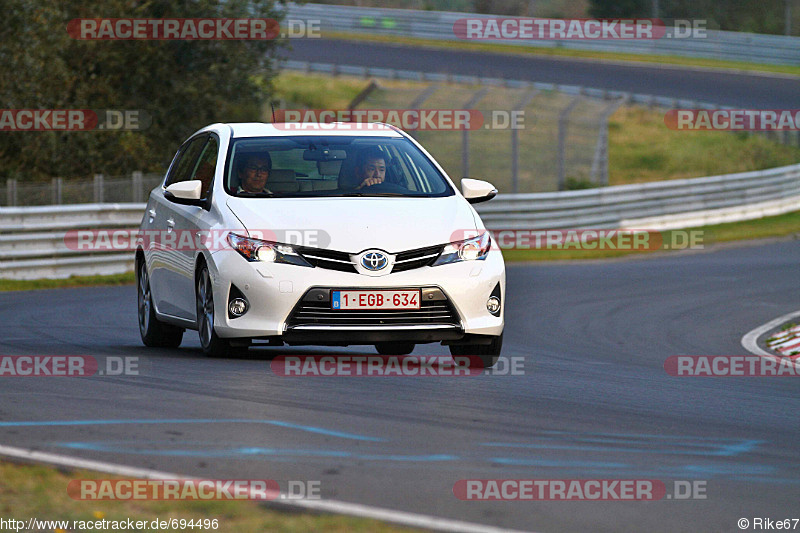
360 181 407 193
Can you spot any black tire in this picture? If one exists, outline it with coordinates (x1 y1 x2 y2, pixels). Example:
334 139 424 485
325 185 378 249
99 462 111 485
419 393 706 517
375 342 415 356
137 260 183 348
449 333 503 369
196 264 235 357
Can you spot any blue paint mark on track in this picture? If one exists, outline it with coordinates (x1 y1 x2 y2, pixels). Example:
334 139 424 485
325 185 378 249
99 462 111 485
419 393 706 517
491 458 630 468
57 442 456 462
0 419 384 442
482 432 763 457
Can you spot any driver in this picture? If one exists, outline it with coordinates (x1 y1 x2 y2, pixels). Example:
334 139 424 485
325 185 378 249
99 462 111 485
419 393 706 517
353 147 387 190
236 153 273 195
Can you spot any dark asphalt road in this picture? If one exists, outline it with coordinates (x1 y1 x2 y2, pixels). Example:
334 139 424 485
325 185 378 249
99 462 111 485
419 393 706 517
1 240 798 532
282 38 800 108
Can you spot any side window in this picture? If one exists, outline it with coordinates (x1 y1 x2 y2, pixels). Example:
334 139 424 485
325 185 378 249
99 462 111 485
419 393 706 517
383 145 413 190
189 136 219 198
164 135 207 187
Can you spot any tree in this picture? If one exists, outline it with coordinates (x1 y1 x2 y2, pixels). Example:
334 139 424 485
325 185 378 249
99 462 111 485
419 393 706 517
588 0 793 33
587 0 649 18
0 0 285 181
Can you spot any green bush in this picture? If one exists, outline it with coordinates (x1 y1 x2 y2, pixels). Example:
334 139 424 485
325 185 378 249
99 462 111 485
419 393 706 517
0 0 285 181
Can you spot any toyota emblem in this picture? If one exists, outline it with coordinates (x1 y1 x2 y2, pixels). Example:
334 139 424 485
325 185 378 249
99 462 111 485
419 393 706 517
361 251 388 271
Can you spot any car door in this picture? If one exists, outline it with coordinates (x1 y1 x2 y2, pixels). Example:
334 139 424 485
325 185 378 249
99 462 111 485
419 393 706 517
166 135 220 320
149 134 208 320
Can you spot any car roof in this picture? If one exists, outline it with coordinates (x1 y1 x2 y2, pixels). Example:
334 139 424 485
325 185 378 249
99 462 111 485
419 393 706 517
226 122 404 138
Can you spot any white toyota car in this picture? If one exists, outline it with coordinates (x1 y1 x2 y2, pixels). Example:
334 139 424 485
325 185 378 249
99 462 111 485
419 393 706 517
136 122 505 366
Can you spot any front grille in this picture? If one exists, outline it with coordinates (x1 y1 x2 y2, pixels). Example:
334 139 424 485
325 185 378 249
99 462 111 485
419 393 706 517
392 245 443 273
296 247 357 273
286 287 460 328
294 244 444 274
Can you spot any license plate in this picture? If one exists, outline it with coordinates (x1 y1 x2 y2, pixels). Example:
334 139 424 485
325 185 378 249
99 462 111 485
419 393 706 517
331 289 420 310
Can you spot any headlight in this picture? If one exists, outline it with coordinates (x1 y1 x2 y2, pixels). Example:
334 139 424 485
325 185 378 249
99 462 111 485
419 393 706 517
227 233 312 267
432 232 492 266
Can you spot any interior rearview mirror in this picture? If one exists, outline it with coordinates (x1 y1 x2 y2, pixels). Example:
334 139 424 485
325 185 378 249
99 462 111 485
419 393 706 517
303 148 347 162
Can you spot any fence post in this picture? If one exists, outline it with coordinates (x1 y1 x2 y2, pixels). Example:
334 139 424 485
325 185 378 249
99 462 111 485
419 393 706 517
461 87 489 179
6 179 17 207
590 97 627 186
347 80 380 111
94 174 104 203
406 83 440 140
51 178 63 205
132 171 143 203
557 97 581 190
510 88 539 193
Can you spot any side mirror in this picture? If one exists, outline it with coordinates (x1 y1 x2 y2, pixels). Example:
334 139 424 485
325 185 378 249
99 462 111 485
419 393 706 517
164 180 205 206
461 178 498 204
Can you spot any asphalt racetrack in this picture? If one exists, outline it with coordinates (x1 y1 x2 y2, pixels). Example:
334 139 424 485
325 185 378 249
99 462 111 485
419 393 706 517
283 38 800 108
1 240 798 532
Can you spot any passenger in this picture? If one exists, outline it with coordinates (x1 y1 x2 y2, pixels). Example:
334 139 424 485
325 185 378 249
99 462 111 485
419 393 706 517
352 147 387 189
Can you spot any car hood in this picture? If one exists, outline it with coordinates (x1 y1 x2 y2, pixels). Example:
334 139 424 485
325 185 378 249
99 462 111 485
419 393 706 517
226 196 478 252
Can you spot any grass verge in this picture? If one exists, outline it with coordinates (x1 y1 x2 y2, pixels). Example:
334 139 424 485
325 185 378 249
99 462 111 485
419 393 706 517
0 460 421 533
322 31 800 78
0 272 135 292
272 72 369 110
501 209 800 262
608 107 800 185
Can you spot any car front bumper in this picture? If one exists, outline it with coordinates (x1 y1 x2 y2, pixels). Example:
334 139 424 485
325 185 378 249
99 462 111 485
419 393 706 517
207 247 505 344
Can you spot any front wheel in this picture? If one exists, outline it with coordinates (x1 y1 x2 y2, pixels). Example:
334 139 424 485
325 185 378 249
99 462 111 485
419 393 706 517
196 265 234 357
449 333 503 369
137 260 183 348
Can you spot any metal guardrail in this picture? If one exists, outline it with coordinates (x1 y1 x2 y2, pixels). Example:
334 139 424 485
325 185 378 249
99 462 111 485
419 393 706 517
1 163 798 279
0 204 144 280
284 3 800 66
476 163 800 229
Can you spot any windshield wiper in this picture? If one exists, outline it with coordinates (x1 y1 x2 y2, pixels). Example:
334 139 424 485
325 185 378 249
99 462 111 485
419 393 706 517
236 192 275 198
338 192 407 197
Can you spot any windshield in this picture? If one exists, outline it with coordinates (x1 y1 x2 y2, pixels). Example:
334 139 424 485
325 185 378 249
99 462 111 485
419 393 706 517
225 136 454 198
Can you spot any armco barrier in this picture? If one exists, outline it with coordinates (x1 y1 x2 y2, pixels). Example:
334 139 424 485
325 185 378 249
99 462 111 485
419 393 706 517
1 163 798 279
283 3 800 66
0 204 144 280
476 163 800 229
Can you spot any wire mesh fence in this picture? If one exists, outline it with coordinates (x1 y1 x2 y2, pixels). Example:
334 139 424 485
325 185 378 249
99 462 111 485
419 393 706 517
1 173 164 207
358 82 619 193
